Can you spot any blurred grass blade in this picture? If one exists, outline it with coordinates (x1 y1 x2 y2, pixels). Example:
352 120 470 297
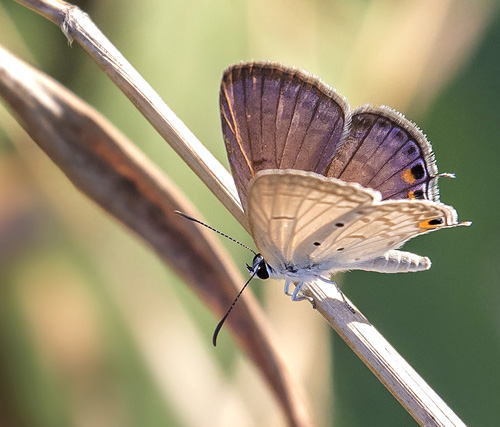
0 45 313 427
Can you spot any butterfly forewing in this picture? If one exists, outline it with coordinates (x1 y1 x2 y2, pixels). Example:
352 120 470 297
326 106 439 202
220 62 350 210
247 169 375 270
247 170 459 273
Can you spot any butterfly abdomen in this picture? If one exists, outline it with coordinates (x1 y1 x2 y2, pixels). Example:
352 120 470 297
353 250 431 273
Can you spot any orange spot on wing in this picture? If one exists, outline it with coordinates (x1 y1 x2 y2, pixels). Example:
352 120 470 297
408 190 416 200
419 218 443 231
402 168 416 184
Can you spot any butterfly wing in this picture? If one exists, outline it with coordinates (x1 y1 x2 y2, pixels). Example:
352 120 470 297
220 61 350 211
326 105 440 202
247 170 460 274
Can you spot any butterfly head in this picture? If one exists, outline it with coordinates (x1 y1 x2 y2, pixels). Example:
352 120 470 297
247 253 270 280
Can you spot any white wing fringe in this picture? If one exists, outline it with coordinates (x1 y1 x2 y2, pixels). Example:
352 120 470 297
352 250 431 273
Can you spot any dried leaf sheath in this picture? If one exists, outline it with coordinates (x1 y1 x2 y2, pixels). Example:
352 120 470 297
0 45 313 427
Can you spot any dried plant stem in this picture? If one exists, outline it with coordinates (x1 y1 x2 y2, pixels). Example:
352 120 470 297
10 1 466 426
304 283 465 426
17 0 247 229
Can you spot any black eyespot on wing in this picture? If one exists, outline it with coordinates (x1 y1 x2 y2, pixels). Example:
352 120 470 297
428 218 443 225
406 146 416 155
419 217 445 230
413 189 425 199
337 247 344 251
410 164 425 180
314 242 321 246
336 222 344 227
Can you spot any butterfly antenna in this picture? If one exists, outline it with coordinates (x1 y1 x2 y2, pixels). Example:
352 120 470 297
212 270 257 346
175 211 257 255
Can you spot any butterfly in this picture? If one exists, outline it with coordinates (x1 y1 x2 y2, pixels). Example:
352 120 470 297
219 61 470 302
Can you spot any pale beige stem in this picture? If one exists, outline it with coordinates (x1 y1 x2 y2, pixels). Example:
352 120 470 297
16 0 247 230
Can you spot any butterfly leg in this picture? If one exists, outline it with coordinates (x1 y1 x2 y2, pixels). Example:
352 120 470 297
319 277 355 313
291 282 305 301
283 280 315 306
284 278 294 297
287 282 315 307
284 280 305 300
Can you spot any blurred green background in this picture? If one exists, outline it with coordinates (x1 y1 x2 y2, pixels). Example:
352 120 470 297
0 0 498 426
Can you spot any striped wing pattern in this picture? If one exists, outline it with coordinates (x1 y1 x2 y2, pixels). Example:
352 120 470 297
326 106 439 202
220 62 349 210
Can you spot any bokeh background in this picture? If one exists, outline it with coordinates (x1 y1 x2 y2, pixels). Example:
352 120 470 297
0 0 499 426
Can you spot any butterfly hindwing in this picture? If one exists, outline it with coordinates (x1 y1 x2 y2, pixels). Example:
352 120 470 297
220 62 350 210
326 105 439 202
247 170 459 273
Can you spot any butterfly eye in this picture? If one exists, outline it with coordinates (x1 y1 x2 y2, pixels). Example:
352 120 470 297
252 254 270 279
256 263 269 279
